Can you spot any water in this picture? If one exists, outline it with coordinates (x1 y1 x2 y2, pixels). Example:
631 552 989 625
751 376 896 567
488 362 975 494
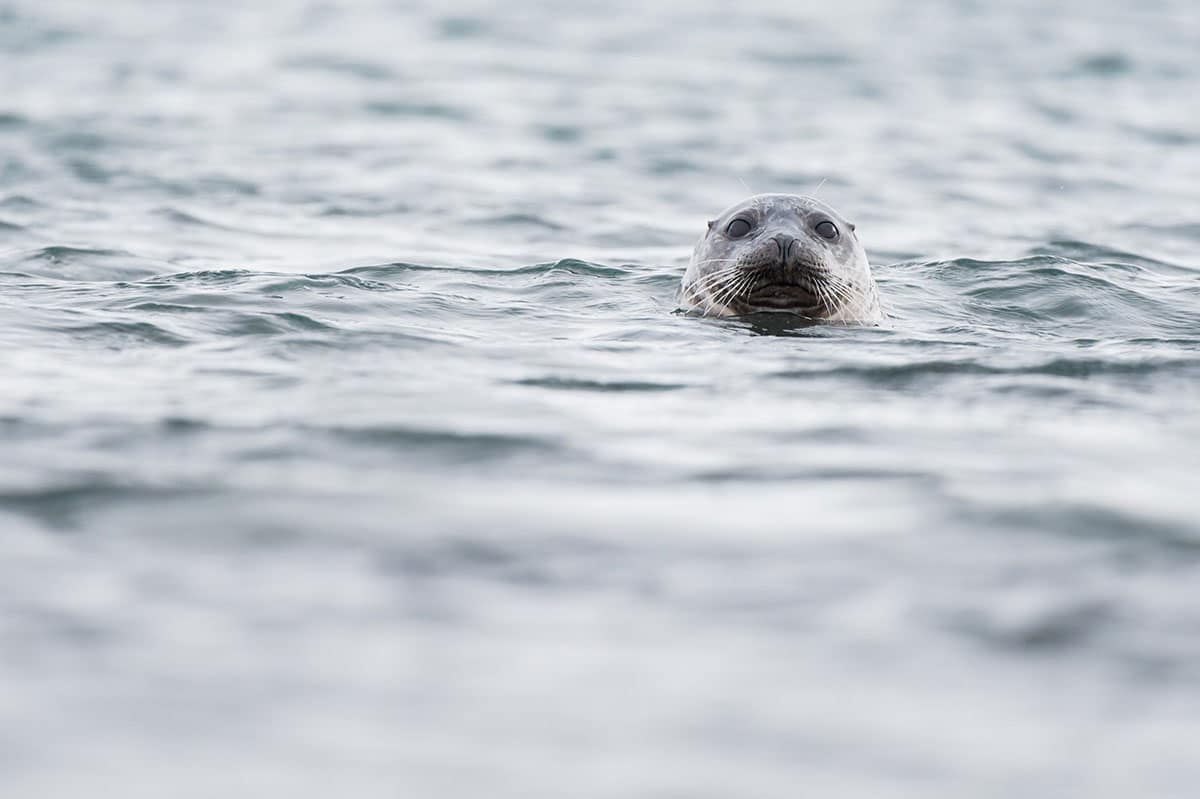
3 0 1200 795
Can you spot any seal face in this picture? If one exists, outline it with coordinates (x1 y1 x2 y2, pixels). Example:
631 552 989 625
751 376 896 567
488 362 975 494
680 194 881 323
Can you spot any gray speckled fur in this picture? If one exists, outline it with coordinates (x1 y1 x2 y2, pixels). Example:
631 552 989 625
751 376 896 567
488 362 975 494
681 194 881 323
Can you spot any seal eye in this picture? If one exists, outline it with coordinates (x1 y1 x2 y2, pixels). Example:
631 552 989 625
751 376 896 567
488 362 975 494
815 220 839 240
726 218 752 238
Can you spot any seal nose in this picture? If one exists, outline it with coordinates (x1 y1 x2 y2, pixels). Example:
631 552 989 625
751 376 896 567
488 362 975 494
772 234 795 260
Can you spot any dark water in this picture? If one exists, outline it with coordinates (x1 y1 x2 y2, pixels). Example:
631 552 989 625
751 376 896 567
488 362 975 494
3 1 1200 796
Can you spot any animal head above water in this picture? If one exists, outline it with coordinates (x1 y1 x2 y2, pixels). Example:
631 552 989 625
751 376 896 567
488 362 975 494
681 194 881 324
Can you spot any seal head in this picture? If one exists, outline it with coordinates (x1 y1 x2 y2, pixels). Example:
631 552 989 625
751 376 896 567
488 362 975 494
681 194 881 323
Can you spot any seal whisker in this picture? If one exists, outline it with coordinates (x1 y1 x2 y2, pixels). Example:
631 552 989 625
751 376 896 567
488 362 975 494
689 266 738 289
826 276 860 309
690 266 742 297
820 281 842 316
703 270 749 315
716 272 758 314
691 272 731 314
701 277 735 315
699 263 741 279
826 276 855 309
722 275 754 310
692 258 739 269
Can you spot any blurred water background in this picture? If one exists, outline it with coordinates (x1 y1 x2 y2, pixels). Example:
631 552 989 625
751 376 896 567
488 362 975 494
2 0 1200 796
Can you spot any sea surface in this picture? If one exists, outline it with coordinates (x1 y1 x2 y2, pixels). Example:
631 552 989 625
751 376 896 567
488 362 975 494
2 1 1199 796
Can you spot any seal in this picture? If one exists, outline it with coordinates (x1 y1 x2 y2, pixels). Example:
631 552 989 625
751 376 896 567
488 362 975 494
680 194 881 323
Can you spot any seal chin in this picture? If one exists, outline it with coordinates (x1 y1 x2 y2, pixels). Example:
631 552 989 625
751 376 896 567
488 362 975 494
744 283 822 312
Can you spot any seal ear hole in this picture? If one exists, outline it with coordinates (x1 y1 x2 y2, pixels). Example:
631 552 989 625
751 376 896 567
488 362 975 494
849 222 856 231
707 219 715 231
726 217 753 238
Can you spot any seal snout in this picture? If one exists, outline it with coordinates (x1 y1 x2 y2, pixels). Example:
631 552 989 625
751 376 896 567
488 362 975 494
771 234 795 260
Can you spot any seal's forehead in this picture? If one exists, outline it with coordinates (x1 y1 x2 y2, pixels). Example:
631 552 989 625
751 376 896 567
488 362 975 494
714 193 845 222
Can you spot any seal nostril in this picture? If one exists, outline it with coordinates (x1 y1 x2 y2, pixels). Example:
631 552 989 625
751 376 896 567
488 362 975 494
772 234 795 259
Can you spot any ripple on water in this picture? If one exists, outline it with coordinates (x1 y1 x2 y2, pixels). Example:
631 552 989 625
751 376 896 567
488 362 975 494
1074 52 1134 76
889 255 1200 339
767 355 1200 386
4 246 169 281
56 319 190 348
0 480 213 530
363 100 473 121
320 425 564 464
279 54 397 81
511 376 691 392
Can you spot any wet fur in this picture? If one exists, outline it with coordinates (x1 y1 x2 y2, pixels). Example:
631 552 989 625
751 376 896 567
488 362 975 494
681 194 881 323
